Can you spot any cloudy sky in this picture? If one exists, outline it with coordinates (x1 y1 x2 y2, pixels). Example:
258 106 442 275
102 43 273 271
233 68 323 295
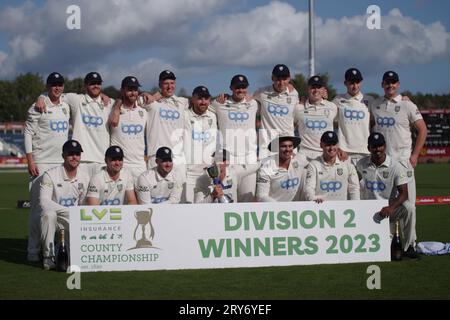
0 0 449 97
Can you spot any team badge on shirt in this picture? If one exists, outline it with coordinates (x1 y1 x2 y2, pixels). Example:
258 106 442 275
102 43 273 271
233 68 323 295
395 106 401 113
168 182 174 189
293 162 299 169
382 171 389 179
337 168 343 176
78 183 84 190
139 110 144 118
287 97 292 104
208 119 213 127
62 108 67 115
117 184 123 192
407 171 413 178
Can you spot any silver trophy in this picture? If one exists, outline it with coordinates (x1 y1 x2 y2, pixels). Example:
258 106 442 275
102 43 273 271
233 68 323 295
206 165 233 203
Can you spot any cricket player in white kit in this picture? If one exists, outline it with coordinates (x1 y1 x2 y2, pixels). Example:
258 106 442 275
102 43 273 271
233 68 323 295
194 149 259 203
24 72 70 262
184 86 218 203
86 146 137 205
356 132 418 259
295 76 338 161
40 140 90 270
333 68 373 166
305 131 360 202
136 147 183 204
109 76 148 181
254 64 300 159
256 136 309 202
370 71 427 257
36 72 113 176
211 75 259 202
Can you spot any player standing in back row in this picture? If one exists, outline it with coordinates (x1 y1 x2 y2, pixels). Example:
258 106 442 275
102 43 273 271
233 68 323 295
370 71 427 258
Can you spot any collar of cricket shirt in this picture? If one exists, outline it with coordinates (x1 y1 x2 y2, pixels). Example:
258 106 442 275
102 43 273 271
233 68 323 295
344 91 364 102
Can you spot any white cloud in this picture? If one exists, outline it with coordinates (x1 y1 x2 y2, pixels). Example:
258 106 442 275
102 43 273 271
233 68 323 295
186 3 450 76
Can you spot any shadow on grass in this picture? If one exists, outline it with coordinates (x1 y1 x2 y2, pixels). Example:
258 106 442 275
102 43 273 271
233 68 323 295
0 238 41 269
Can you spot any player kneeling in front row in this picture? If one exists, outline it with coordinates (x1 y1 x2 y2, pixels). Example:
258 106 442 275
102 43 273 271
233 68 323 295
40 140 90 270
256 136 309 202
356 132 419 259
305 131 360 203
86 146 137 206
135 147 183 204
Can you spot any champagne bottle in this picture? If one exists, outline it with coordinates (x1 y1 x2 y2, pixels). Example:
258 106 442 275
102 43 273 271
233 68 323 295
391 221 402 261
57 229 69 272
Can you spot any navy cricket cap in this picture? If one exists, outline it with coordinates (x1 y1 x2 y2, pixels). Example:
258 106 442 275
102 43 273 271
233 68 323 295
308 75 325 87
84 72 103 84
121 76 141 88
345 68 363 82
272 64 290 78
46 72 65 85
382 71 399 83
230 74 249 88
268 136 301 152
368 132 386 147
320 131 339 145
159 70 176 81
105 146 124 159
63 140 83 153
156 147 173 161
192 85 211 98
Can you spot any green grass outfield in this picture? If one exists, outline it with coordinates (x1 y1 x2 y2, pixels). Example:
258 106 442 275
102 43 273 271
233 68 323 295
0 165 449 300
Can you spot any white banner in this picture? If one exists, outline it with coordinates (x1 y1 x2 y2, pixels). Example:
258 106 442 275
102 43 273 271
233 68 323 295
69 200 390 272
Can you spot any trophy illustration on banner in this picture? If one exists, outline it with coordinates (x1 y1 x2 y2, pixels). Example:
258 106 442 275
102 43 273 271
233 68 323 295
206 164 233 203
128 209 156 250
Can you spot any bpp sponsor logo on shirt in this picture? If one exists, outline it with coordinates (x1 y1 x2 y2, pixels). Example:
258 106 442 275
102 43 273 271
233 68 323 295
101 199 121 205
59 197 76 207
305 119 328 131
121 124 143 135
49 120 69 133
365 181 386 192
280 178 299 190
192 130 212 142
159 108 180 121
151 196 169 204
82 113 104 127
344 108 365 121
268 103 289 117
376 116 396 128
320 181 342 192
227 111 249 123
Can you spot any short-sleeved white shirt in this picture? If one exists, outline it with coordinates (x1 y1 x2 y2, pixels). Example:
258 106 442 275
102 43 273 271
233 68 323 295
87 167 135 205
40 165 90 210
110 104 148 168
24 97 70 163
256 153 309 202
254 86 300 155
145 95 188 164
295 99 338 152
184 108 217 170
136 168 183 204
356 155 411 201
305 157 360 201
370 95 423 161
64 93 113 163
333 92 373 154
211 98 258 164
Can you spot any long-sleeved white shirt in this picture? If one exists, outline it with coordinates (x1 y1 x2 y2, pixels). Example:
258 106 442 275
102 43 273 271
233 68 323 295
305 157 360 201
24 97 70 163
256 153 309 202
87 167 135 205
63 93 113 163
135 167 183 204
40 165 90 212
